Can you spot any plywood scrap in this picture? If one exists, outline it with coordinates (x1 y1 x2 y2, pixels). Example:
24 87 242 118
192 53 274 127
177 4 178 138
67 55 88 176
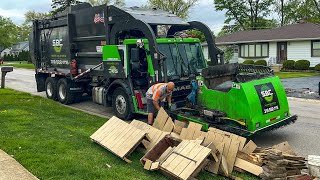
242 140 257 154
259 149 306 179
226 140 240 173
153 107 168 130
236 151 263 166
272 141 297 156
130 120 170 150
183 122 202 140
234 158 263 176
144 159 153 170
173 120 187 134
159 140 212 180
150 162 160 170
162 117 174 132
170 132 181 139
90 116 147 162
153 107 174 132
208 127 246 150
220 155 229 176
141 135 181 166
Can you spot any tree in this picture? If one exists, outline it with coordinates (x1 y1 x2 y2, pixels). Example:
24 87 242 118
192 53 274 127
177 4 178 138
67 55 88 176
0 16 19 48
24 11 51 24
147 0 198 19
186 30 206 42
214 0 276 35
85 0 124 7
275 0 320 25
51 0 82 15
15 23 32 42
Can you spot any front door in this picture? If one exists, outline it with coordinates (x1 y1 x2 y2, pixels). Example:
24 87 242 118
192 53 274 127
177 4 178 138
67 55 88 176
277 42 287 63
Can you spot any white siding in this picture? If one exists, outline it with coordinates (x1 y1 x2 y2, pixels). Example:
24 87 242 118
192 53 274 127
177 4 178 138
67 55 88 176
287 41 320 67
222 41 320 67
0 49 11 57
238 42 277 64
202 45 209 61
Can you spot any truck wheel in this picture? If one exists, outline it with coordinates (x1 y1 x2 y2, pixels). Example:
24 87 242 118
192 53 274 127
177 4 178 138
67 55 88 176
57 78 75 104
112 87 132 120
45 77 57 100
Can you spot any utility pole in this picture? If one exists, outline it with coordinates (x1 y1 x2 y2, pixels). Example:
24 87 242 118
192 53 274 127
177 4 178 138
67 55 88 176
281 0 284 26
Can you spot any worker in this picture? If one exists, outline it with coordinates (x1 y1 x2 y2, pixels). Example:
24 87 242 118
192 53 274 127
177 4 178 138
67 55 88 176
146 82 175 125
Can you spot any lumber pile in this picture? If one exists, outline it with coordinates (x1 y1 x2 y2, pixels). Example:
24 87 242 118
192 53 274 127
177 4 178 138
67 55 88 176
90 110 311 180
257 148 307 179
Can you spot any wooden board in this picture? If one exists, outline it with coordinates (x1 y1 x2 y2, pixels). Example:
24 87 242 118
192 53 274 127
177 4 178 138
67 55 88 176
160 140 212 180
272 141 297 156
130 120 170 150
226 140 240 173
234 158 263 176
153 107 169 130
242 140 257 154
174 120 187 134
162 117 174 132
90 116 146 162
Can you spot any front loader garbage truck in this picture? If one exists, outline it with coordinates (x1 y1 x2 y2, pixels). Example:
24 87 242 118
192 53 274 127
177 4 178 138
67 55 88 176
29 3 297 136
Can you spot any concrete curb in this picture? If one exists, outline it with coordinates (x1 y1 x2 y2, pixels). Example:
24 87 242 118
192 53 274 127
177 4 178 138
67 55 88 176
63 104 110 119
287 97 320 104
0 149 39 180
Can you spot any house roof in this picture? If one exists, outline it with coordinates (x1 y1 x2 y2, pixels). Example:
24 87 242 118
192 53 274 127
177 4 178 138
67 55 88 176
216 22 320 45
11 41 29 52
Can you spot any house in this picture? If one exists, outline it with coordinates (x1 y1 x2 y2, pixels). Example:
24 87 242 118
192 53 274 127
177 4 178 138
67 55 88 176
0 41 29 58
11 41 29 55
215 21 320 67
0 48 10 58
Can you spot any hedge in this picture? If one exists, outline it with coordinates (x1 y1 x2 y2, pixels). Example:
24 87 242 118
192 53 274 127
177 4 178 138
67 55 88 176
283 60 295 70
294 60 310 70
243 60 254 64
3 50 31 62
315 63 320 71
254 60 267 66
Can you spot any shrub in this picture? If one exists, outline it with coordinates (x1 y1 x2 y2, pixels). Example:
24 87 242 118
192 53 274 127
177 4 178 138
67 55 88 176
243 60 254 64
315 63 320 71
254 60 267 66
294 60 310 70
282 60 295 70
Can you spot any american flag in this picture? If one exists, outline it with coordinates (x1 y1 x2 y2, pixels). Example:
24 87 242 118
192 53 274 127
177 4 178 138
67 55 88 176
94 13 104 24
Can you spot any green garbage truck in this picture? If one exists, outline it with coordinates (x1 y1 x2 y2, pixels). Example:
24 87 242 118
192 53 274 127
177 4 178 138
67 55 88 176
29 3 297 136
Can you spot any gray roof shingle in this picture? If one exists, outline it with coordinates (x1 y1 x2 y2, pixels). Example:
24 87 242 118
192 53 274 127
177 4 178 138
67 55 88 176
216 22 320 45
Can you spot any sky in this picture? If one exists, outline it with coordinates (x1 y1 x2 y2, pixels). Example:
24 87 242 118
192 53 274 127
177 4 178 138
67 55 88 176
0 0 226 35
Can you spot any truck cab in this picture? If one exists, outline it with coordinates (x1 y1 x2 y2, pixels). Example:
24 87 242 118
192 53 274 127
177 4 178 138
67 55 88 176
101 38 207 118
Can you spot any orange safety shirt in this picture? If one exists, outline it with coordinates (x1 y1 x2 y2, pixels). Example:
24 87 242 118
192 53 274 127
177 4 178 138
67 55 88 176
146 83 172 101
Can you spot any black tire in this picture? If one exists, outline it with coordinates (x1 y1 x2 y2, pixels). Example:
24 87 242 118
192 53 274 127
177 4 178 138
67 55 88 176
57 78 75 104
45 77 58 100
112 87 132 120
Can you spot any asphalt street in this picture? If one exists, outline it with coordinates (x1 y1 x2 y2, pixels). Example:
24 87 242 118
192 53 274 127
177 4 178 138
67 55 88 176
1 67 320 157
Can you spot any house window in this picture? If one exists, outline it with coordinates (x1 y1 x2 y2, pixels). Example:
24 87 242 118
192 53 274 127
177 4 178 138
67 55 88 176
240 43 269 58
312 41 320 57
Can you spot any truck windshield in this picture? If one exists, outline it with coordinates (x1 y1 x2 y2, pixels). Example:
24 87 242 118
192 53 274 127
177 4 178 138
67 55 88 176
158 43 206 78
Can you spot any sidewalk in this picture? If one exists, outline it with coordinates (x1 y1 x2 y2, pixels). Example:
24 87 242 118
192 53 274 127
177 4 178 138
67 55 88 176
0 149 38 180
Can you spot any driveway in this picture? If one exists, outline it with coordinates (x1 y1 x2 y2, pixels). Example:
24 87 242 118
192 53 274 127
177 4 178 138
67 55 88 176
281 76 320 99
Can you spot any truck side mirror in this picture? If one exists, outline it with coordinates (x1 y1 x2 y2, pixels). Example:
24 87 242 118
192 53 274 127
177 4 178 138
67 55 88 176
131 48 140 62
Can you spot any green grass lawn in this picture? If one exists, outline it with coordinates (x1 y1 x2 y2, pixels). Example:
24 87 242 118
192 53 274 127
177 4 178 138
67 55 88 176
1 61 35 69
0 89 258 180
275 71 320 79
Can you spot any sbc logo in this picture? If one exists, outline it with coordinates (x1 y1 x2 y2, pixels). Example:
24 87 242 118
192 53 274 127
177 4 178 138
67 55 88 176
260 85 273 102
52 39 63 53
108 66 118 76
